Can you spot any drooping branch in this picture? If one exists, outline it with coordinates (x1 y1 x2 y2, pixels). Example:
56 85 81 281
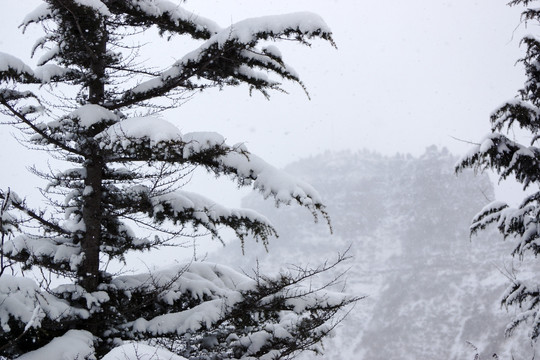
105 0 219 39
115 255 358 359
0 96 85 156
105 13 334 110
6 198 68 236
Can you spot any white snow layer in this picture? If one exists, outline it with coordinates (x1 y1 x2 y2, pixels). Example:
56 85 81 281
22 0 110 25
182 131 226 157
37 44 60 67
112 262 255 301
132 298 232 335
21 3 52 29
0 51 34 75
99 116 182 145
131 12 328 94
1 261 345 357
34 64 71 83
97 115 323 209
125 0 220 33
68 104 118 128
111 262 254 335
109 261 346 340
17 330 95 360
207 12 330 46
17 4 329 92
457 132 512 167
102 343 186 360
0 275 89 333
21 0 219 34
153 189 273 231
3 234 83 271
73 0 112 16
220 150 323 207
0 51 73 83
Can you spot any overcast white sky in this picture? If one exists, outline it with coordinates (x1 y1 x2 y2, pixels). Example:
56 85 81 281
0 1 531 224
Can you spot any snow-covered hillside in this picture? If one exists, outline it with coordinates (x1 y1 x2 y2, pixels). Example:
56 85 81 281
209 146 537 359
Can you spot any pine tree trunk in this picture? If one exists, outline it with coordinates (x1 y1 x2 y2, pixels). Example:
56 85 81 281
79 155 103 291
78 21 107 292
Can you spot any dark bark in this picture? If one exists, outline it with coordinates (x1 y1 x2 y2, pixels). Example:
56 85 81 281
78 21 108 292
78 154 103 291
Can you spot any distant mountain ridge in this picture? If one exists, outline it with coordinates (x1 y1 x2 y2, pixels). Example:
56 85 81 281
209 147 535 359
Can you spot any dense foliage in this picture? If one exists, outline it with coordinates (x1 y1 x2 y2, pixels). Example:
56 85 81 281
0 1 355 359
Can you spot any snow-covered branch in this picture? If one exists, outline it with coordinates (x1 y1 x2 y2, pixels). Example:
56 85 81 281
0 2 344 358
107 12 333 109
110 258 357 359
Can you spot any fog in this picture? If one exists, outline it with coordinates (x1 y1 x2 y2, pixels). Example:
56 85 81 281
208 148 529 359
0 2 537 358
0 1 529 204
0 0 531 274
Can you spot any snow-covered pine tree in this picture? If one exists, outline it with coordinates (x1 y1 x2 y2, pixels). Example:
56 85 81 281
0 1 355 359
457 0 540 343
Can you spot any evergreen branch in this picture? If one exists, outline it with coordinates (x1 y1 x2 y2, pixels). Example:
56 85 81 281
4 196 68 236
52 0 100 64
105 0 216 40
0 97 84 156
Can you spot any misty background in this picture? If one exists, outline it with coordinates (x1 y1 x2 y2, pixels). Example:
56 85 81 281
208 147 536 359
0 0 529 204
0 1 538 359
